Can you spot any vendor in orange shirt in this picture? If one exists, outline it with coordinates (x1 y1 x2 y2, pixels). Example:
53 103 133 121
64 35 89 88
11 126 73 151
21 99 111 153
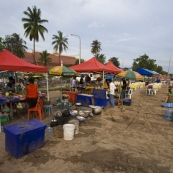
25 78 38 108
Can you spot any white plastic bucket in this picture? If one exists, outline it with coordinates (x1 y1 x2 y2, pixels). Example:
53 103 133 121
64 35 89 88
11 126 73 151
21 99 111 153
63 124 75 140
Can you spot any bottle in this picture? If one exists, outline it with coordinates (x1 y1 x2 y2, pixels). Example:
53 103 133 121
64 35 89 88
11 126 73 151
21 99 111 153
47 126 52 139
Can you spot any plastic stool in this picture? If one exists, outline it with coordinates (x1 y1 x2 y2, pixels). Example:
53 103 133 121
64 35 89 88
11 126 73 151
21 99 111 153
44 105 53 115
57 102 64 111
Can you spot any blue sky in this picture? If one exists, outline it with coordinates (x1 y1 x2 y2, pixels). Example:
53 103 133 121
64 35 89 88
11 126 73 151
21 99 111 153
1 0 173 73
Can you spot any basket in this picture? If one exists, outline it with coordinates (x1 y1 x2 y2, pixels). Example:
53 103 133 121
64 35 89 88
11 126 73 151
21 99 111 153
123 99 132 106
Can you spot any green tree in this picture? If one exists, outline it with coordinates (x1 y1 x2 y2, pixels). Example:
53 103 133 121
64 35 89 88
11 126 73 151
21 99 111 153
132 54 156 71
0 37 5 52
95 54 106 64
108 57 120 67
74 58 84 65
154 65 163 74
52 31 68 65
91 40 102 57
38 50 52 67
2 34 27 58
22 6 48 64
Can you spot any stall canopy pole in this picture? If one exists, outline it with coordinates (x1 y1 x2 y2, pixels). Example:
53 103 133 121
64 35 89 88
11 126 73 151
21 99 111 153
167 57 171 92
60 76 62 102
102 71 105 89
46 72 49 101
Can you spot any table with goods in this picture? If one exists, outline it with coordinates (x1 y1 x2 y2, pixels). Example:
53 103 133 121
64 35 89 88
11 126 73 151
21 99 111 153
0 89 46 127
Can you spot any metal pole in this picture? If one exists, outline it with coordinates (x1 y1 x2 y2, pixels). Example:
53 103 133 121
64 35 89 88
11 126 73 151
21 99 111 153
167 57 171 92
71 34 81 64
46 72 49 101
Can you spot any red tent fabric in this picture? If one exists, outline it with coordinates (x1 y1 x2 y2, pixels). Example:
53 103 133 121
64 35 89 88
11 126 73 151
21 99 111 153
0 50 47 73
105 61 123 73
70 57 117 73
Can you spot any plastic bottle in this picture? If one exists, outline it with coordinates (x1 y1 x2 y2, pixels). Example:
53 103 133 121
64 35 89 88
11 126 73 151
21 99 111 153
47 126 52 139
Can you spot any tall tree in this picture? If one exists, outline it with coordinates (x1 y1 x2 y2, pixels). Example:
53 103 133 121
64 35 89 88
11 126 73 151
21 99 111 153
91 40 102 57
132 54 156 71
95 54 106 64
0 37 5 52
2 34 27 58
52 31 68 65
38 50 52 67
22 6 48 64
108 57 120 67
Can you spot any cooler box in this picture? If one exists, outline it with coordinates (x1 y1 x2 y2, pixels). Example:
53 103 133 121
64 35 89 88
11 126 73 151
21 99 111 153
94 98 110 107
4 119 47 159
76 94 93 106
92 89 110 107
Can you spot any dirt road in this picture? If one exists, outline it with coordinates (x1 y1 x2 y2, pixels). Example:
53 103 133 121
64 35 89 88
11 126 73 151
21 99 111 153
0 85 173 173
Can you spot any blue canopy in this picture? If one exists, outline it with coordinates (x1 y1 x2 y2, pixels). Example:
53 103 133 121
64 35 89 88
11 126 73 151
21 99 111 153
135 68 159 76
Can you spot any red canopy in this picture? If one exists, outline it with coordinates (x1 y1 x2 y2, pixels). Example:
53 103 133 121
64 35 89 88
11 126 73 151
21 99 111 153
0 50 47 73
105 61 123 73
70 57 117 73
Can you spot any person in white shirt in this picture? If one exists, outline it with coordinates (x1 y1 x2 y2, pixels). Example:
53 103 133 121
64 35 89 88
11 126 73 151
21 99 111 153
72 76 77 91
109 79 116 107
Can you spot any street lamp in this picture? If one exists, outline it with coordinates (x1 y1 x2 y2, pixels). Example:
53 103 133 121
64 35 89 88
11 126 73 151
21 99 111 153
118 57 124 69
71 34 81 64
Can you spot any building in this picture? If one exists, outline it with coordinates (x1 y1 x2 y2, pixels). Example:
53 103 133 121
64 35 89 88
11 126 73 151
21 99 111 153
23 51 77 68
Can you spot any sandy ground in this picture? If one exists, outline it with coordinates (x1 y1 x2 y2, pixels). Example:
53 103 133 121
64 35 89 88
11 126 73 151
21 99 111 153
1 84 173 173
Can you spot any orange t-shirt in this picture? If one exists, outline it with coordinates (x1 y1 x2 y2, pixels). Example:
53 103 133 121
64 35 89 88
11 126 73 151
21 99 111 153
25 83 38 98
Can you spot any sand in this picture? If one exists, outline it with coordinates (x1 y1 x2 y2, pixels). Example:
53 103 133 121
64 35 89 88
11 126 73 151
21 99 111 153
0 84 173 173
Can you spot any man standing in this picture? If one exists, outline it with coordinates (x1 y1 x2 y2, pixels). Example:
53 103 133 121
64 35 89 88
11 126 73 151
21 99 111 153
109 79 116 108
121 78 127 99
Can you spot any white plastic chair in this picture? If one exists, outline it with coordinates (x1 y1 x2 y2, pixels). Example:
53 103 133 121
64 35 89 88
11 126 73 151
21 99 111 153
125 89 133 99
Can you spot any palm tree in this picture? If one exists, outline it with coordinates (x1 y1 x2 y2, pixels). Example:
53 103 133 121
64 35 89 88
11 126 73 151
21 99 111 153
95 54 106 64
2 34 27 58
52 31 68 65
38 50 52 67
22 6 48 64
91 40 102 57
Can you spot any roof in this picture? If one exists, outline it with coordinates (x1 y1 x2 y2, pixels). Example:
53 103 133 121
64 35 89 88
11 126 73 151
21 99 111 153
23 52 77 68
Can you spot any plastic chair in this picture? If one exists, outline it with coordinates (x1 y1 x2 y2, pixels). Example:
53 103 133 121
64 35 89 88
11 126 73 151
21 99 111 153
125 89 133 99
28 98 44 121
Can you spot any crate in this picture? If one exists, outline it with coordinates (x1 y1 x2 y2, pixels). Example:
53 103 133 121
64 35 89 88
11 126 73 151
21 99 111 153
4 119 47 159
0 116 9 126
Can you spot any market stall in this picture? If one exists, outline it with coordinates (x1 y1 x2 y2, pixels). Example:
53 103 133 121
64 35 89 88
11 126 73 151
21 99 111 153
0 49 47 124
70 57 118 107
49 65 78 109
